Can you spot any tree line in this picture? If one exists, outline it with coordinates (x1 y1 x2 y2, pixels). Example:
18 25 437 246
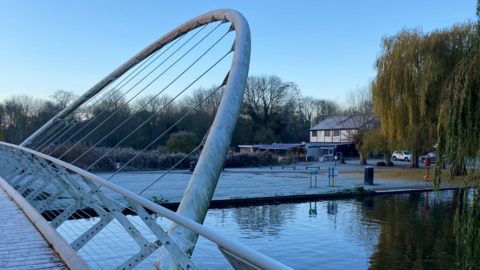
0 75 346 150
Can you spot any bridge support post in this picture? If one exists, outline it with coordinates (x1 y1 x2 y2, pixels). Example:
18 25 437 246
153 9 250 270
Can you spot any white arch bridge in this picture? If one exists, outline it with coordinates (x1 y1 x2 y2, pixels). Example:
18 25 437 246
0 9 292 270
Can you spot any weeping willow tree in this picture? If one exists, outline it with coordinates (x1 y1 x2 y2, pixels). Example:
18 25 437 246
433 2 480 268
361 128 392 165
372 22 475 168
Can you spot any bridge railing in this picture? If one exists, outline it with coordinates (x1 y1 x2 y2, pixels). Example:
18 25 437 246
0 141 292 270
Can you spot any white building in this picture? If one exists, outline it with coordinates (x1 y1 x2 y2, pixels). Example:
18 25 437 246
306 115 377 161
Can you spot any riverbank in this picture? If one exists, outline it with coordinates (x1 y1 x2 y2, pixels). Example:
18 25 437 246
96 158 464 206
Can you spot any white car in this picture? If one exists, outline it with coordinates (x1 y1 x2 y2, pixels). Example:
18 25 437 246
392 150 411 162
421 152 437 163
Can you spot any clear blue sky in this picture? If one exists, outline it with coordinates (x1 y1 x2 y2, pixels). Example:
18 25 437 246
0 0 477 102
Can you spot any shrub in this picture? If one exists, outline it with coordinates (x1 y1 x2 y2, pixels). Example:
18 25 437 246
224 151 279 168
166 131 197 153
43 143 289 171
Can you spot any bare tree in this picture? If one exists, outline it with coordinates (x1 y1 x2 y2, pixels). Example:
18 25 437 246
0 123 4 141
49 90 78 109
241 75 292 143
343 84 374 115
302 96 340 127
242 74 286 125
340 84 377 165
0 95 61 144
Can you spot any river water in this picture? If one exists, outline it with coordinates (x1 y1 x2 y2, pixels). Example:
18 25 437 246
66 190 463 269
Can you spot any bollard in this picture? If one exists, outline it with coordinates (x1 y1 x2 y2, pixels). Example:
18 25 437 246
328 167 338 186
364 166 374 185
259 165 262 169
189 162 196 172
309 170 318 188
293 166 296 170
282 165 284 169
270 165 273 169
310 176 316 187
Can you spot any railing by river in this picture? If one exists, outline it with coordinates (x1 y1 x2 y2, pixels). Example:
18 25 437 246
0 141 292 270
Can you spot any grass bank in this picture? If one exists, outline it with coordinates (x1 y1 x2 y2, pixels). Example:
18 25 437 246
349 167 465 183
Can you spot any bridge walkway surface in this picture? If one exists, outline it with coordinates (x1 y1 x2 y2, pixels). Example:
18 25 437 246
0 187 68 269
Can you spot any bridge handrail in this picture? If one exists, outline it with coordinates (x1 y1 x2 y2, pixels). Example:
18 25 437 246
0 141 292 270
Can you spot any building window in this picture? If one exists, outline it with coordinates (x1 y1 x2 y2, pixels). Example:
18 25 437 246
325 130 331 136
312 131 317 137
334 130 340 136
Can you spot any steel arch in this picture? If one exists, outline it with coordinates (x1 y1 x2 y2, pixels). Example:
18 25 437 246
20 9 252 270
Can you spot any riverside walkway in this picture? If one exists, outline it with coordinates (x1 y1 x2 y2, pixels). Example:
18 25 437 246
0 187 67 269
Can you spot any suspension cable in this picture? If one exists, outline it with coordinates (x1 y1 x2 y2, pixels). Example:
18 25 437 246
28 80 117 150
61 23 226 162
55 23 216 159
45 30 194 155
138 126 211 195
76 39 230 171
31 83 120 151
32 49 162 151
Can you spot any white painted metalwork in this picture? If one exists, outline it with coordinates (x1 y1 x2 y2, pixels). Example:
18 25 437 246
0 141 292 270
154 9 251 270
3 9 294 270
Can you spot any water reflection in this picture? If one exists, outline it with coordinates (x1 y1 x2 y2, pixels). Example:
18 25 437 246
309 202 317 216
365 191 457 270
231 204 298 239
327 201 338 216
72 190 466 269
221 191 460 269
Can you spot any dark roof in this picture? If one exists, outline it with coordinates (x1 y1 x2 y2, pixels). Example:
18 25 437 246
309 115 377 131
306 142 352 147
259 143 304 150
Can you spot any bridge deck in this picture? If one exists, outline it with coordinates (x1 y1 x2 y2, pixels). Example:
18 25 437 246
0 187 67 269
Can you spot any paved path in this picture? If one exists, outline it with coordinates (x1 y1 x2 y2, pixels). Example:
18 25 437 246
90 159 459 205
0 188 67 269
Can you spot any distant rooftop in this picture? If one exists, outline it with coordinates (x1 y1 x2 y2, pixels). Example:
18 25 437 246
238 143 305 150
310 115 377 131
259 143 304 150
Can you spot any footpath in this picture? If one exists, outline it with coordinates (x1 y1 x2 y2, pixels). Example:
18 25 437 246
0 185 67 269
97 159 462 207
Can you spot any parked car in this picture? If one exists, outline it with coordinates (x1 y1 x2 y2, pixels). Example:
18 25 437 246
392 150 412 162
421 152 437 163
